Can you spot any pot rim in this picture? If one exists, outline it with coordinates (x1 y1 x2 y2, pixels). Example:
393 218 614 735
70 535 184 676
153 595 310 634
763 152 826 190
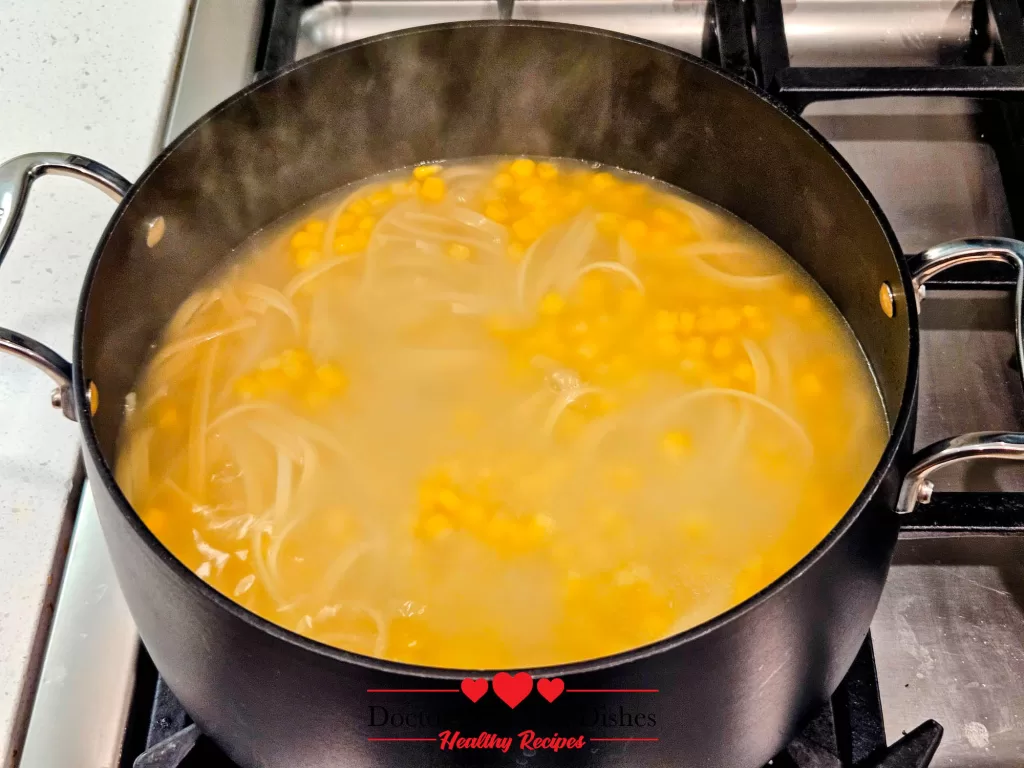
72 19 920 679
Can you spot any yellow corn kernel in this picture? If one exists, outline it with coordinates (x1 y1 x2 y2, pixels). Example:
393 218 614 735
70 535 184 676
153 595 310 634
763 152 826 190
506 241 527 263
233 373 264 400
715 306 741 331
493 172 515 190
349 198 371 215
368 189 394 208
304 218 327 235
656 334 682 358
413 164 441 180
294 248 321 269
623 219 648 241
357 215 377 232
447 242 473 261
651 207 679 227
577 340 600 360
391 180 418 197
662 430 693 458
290 230 319 250
484 201 510 222
619 288 646 315
649 229 673 249
682 335 707 359
418 177 446 202
589 171 616 191
303 384 331 409
538 292 566 316
155 403 179 430
509 158 536 178
334 212 358 233
512 216 542 242
458 501 487 531
733 361 755 384
711 336 735 360
519 184 546 207
421 513 453 541
798 372 823 397
741 304 761 320
485 514 516 544
678 310 697 334
653 309 678 333
596 212 625 237
791 293 812 313
576 274 606 308
679 357 709 381
280 348 313 380
435 487 463 515
315 363 348 394
142 507 167 534
536 162 558 180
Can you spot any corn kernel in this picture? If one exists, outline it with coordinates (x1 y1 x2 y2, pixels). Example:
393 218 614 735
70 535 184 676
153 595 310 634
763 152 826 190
512 217 542 242
682 336 708 358
678 311 696 334
733 361 755 383
303 384 331 409
656 334 682 358
233 374 264 400
711 337 735 360
418 177 446 202
413 164 441 180
493 172 515 190
447 242 473 261
290 230 319 250
278 348 311 380
485 514 516 544
519 184 546 207
509 158 536 178
651 207 678 227
661 429 693 459
649 230 673 249
577 340 600 360
590 172 616 191
791 293 812 313
304 219 326 235
741 304 760 320
623 219 648 241
334 213 358 233
357 215 377 231
334 232 369 254
538 292 566 316
484 202 509 222
315 363 348 394
421 513 453 540
715 306 741 331
294 248 321 269
596 212 625 237
653 310 678 333
459 502 487 530
506 241 527 263
349 199 371 216
435 487 463 514
532 161 557 180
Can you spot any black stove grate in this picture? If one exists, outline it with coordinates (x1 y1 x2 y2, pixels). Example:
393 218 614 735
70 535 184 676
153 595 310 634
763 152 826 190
124 0 1024 765
126 636 942 768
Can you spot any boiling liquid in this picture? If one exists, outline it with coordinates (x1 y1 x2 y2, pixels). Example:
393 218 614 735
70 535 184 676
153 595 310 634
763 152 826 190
116 158 887 668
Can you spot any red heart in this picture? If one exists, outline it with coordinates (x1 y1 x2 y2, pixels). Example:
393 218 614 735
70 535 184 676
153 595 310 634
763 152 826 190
460 678 488 703
492 671 533 709
537 677 565 703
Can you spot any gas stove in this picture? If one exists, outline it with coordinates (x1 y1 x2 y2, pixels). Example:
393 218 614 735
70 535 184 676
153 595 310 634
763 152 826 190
15 1 1024 766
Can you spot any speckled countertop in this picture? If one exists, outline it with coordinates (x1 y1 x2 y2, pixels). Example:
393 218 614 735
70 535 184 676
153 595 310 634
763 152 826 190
0 1 190 761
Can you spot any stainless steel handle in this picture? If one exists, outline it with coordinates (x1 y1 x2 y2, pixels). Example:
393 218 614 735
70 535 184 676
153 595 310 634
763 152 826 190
0 152 130 421
897 237 1024 513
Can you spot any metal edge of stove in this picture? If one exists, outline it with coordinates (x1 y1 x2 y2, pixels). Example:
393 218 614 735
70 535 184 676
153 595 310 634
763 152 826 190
12 2 264 767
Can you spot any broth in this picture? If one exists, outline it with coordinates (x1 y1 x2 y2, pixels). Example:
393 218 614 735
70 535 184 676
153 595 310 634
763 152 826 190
116 158 887 668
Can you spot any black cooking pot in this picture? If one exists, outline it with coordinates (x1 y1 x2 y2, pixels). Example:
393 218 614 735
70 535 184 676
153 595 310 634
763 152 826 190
3 21 1023 768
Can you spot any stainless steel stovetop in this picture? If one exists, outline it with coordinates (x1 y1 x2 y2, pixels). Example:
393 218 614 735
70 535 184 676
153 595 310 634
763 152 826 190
15 1 1024 766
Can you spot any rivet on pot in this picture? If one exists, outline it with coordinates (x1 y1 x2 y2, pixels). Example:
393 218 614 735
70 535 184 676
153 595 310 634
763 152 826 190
146 216 166 248
879 282 895 318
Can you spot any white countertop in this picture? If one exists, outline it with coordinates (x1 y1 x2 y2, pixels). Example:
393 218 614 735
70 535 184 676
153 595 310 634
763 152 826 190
0 1 190 762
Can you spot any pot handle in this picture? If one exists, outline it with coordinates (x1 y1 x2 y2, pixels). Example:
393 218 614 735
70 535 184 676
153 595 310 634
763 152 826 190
0 152 130 421
897 237 1024 513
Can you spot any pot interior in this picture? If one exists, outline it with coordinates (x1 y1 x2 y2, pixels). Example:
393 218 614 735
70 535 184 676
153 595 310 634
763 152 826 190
80 22 910 481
